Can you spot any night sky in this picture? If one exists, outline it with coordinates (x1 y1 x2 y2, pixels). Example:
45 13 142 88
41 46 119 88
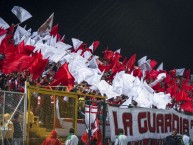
1 0 193 72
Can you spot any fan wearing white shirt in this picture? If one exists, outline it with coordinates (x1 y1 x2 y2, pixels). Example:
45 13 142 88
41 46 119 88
115 128 128 145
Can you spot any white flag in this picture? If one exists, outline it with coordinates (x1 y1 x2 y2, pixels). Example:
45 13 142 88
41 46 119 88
38 13 54 35
11 6 32 23
0 18 10 29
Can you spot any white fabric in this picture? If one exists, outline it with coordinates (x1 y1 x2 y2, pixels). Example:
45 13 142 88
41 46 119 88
0 17 10 29
115 135 128 145
65 135 79 145
149 73 166 87
14 26 30 44
138 56 147 66
176 68 185 76
11 6 32 23
152 92 171 109
71 38 83 51
115 48 121 54
182 134 190 145
157 62 163 71
0 34 6 45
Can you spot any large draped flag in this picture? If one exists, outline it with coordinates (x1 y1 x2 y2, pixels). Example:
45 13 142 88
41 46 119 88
81 105 102 145
11 6 32 23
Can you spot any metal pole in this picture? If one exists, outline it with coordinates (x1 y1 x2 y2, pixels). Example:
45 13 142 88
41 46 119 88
26 83 31 145
1 92 5 145
102 99 106 145
74 96 78 134
23 82 27 145
88 102 91 145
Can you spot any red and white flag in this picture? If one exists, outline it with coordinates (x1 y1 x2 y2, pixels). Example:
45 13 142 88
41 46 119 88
38 13 54 35
81 105 102 145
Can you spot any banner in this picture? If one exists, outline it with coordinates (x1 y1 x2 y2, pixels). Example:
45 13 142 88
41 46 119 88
108 106 193 142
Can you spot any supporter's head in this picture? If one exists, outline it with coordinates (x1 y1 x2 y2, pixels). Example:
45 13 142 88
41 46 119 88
69 128 75 134
132 100 138 107
4 113 10 120
118 128 124 134
172 129 177 136
49 130 57 138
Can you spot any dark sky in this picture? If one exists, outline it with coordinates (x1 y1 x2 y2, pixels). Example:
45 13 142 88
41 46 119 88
1 0 193 71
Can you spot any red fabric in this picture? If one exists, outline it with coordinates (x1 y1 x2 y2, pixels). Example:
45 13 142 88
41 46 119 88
98 63 112 72
8 25 15 34
122 57 127 66
92 41 100 51
174 90 191 102
103 49 114 61
169 69 176 78
50 63 74 90
111 60 121 73
0 28 7 36
42 138 62 145
50 24 61 40
1 34 13 49
150 60 157 69
133 67 142 78
28 57 48 80
112 52 122 62
126 53 136 72
17 41 34 55
2 53 16 73
146 70 159 80
50 24 59 36
3 54 35 74
180 101 193 113
17 41 25 54
81 131 88 144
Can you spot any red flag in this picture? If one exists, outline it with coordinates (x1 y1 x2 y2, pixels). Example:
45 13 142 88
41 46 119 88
17 41 35 55
122 57 127 66
150 60 157 69
3 54 35 74
181 101 193 113
126 54 136 72
1 34 13 49
29 57 48 80
17 40 25 53
50 24 58 36
169 69 176 78
50 24 61 40
0 28 7 36
92 41 100 51
112 51 122 62
111 60 121 73
50 63 74 90
103 49 114 61
98 63 112 72
8 24 15 35
2 53 15 73
174 90 191 102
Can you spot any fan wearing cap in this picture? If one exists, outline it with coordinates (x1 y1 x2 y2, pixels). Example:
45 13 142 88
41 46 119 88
3 113 14 145
42 130 62 145
65 128 79 145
